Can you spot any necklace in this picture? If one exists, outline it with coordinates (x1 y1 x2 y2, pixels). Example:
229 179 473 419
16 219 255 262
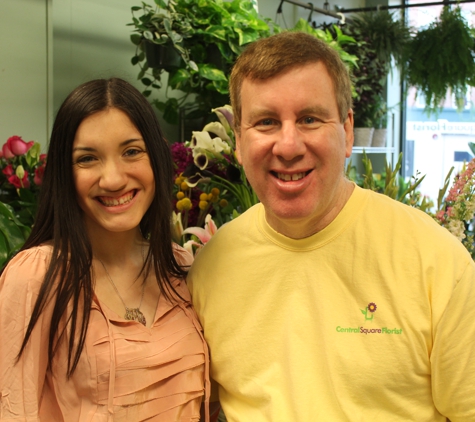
97 245 147 326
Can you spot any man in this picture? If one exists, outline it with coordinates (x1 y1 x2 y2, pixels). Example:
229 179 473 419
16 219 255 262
188 31 475 421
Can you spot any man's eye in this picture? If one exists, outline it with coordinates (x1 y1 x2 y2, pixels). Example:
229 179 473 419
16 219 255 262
303 117 317 124
257 118 275 126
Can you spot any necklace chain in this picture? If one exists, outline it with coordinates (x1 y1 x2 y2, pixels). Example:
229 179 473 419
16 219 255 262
97 244 147 326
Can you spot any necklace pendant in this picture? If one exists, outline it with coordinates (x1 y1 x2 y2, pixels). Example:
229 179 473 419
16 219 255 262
125 307 146 326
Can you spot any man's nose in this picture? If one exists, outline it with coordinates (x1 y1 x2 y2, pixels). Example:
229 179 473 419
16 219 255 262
272 123 306 161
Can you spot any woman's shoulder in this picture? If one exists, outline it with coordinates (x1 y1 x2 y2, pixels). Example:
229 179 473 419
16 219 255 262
0 243 53 290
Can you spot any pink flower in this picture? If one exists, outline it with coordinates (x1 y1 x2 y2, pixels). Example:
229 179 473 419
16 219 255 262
8 171 30 189
2 143 15 159
34 166 45 186
2 164 14 177
5 135 34 156
182 214 218 256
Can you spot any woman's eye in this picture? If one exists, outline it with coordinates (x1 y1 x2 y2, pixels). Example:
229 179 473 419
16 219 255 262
124 148 145 158
74 155 96 165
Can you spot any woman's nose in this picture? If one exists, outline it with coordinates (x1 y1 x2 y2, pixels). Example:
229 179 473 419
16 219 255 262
98 159 127 191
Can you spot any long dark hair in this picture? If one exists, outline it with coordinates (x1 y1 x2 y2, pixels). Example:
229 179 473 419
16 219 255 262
13 78 186 376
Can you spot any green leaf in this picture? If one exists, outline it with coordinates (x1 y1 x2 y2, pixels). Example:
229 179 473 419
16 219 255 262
130 33 142 46
0 212 27 253
143 31 154 41
0 231 10 269
168 68 191 89
199 65 227 81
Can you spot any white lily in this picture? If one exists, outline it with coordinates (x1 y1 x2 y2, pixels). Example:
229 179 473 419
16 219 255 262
212 105 234 134
203 121 232 146
191 130 231 156
171 211 184 244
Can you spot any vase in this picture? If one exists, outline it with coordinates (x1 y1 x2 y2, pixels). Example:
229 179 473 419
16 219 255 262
353 127 374 147
372 128 387 147
144 42 182 72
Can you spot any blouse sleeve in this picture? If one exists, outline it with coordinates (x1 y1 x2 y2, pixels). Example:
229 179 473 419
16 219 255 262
0 247 53 421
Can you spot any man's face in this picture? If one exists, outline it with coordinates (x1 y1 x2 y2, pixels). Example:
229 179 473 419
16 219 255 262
235 62 354 238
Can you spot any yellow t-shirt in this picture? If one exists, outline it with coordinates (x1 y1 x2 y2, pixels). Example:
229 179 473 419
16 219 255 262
188 186 475 422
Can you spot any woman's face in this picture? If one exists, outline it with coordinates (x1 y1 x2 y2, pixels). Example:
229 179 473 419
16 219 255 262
72 107 155 236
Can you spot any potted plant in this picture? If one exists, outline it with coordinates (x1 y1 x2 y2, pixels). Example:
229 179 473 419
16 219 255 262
129 0 280 133
128 1 359 142
405 5 475 114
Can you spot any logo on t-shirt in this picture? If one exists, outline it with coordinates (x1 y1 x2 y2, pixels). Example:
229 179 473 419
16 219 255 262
361 302 377 321
335 302 403 335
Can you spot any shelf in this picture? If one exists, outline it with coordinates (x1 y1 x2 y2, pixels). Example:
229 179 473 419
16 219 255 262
351 147 396 154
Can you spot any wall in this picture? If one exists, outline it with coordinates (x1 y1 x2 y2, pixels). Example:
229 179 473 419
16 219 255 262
0 0 52 148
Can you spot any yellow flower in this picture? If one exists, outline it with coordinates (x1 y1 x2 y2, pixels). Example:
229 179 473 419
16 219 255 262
219 199 228 207
199 193 208 201
176 191 185 200
180 181 189 191
199 200 208 210
181 198 192 210
176 198 192 211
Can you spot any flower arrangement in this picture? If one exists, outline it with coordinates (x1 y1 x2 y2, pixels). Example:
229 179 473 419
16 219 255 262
435 160 475 257
0 136 46 222
0 136 46 267
171 105 258 244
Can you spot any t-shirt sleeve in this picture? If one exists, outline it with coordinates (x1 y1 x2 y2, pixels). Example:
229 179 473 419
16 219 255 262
0 248 52 420
431 259 475 421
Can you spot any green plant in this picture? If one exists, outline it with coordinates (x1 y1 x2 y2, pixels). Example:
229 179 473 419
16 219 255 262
405 5 475 114
346 151 432 211
335 20 388 128
0 202 31 268
349 11 412 73
128 2 359 134
129 0 279 128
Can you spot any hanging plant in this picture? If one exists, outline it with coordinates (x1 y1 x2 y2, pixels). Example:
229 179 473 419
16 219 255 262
349 10 413 73
405 5 475 114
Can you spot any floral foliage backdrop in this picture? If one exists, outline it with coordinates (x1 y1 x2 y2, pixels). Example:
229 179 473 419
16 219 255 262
0 113 474 266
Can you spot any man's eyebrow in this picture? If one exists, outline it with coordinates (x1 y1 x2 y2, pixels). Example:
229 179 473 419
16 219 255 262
299 106 332 119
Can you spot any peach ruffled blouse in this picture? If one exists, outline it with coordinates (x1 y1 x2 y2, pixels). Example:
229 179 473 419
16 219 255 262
0 244 209 421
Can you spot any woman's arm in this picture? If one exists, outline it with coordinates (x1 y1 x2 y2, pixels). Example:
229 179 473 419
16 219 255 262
0 248 52 420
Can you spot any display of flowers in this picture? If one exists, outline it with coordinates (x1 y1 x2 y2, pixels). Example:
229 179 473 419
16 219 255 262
0 136 46 192
0 136 46 226
0 136 47 267
171 105 259 240
435 160 475 258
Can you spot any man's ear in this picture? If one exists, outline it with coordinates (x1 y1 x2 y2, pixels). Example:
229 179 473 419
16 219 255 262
344 109 354 158
235 130 243 165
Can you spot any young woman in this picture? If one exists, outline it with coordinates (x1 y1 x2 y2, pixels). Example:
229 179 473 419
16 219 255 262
0 78 210 421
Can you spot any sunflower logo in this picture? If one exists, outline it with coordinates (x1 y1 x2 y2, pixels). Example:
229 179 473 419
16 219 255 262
361 302 377 321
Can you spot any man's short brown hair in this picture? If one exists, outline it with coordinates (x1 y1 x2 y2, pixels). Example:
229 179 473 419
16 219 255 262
229 31 353 132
